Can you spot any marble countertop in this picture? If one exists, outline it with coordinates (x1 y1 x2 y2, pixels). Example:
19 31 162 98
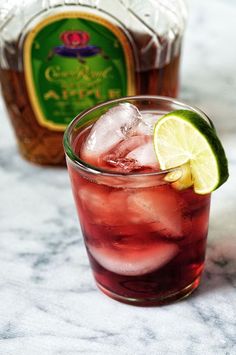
0 0 236 354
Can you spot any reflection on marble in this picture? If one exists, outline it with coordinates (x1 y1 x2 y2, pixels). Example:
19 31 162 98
0 0 236 354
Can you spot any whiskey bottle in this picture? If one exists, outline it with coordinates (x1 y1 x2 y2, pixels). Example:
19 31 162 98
0 0 187 165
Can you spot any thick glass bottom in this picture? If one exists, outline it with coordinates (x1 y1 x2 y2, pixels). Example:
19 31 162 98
96 276 201 306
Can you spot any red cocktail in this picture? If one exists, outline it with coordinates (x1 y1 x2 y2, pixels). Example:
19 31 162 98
64 96 211 305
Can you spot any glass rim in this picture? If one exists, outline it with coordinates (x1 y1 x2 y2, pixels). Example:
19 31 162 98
63 95 214 177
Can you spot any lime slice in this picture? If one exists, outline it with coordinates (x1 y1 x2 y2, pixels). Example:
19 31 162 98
153 110 229 194
164 162 193 190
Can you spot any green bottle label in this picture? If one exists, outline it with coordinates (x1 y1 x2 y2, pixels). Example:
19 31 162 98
24 12 135 131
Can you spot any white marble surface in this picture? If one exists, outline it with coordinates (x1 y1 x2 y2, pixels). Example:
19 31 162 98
0 0 236 354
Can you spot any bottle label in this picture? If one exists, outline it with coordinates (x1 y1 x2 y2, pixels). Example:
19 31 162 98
24 12 136 131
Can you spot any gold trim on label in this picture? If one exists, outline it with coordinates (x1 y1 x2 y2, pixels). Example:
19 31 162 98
24 11 136 131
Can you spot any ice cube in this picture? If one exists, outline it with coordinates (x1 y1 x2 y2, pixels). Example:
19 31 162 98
136 113 162 135
106 135 150 158
103 157 139 173
126 137 159 168
77 183 130 226
81 103 142 164
88 241 179 276
189 201 210 242
76 184 108 224
103 135 151 172
127 186 183 237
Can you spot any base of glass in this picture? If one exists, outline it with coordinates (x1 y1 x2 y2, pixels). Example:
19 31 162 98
96 276 201 306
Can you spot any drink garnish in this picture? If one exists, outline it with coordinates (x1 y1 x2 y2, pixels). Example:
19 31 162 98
153 110 229 194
